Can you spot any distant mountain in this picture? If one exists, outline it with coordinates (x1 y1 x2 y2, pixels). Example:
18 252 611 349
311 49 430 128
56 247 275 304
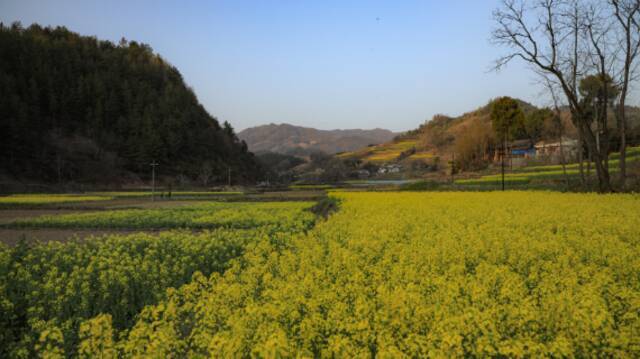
238 123 398 155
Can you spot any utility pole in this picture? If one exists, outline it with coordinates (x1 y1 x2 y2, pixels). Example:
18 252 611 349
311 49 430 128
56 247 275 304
150 161 159 201
227 167 231 187
501 134 506 191
451 152 455 183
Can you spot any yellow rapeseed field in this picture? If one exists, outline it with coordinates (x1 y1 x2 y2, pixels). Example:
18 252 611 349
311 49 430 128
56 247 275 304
53 191 640 358
0 194 112 206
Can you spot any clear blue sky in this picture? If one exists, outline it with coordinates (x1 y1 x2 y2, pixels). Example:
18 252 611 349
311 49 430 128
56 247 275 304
2 0 547 132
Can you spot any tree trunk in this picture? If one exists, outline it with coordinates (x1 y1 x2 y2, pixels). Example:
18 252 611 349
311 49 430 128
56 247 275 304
577 127 585 186
592 152 611 192
619 103 627 188
559 135 569 190
587 145 592 180
579 119 612 192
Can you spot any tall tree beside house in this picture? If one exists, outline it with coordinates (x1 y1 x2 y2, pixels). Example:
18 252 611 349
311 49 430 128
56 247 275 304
492 0 640 192
492 0 611 192
490 96 524 143
0 23 261 184
519 108 552 145
579 74 620 164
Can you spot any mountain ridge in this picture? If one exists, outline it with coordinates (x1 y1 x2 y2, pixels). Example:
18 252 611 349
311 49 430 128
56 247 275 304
239 123 398 156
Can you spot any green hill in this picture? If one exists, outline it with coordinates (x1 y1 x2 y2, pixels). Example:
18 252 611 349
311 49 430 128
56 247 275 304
0 23 261 186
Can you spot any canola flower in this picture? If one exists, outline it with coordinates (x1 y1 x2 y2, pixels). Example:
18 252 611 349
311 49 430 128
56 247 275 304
0 200 316 358
81 191 639 358
6 201 316 230
6 192 640 357
0 230 252 357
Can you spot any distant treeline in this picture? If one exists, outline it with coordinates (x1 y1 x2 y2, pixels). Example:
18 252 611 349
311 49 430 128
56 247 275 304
0 22 261 185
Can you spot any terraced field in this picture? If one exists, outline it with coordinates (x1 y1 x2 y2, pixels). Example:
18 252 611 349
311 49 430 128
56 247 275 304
338 139 431 163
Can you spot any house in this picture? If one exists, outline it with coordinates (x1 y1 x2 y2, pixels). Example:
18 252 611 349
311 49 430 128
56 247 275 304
354 169 370 179
377 164 402 174
535 137 579 160
510 139 536 159
492 139 535 163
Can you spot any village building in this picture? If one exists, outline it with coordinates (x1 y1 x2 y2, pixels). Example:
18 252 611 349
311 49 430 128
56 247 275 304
492 139 535 167
353 169 370 179
510 139 536 158
377 163 402 174
535 137 579 162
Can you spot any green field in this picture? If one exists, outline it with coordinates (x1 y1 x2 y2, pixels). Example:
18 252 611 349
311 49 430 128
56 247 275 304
87 191 243 198
288 184 334 190
455 146 640 186
0 192 246 210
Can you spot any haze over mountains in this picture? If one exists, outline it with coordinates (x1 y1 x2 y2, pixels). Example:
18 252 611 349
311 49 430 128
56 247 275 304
238 123 398 156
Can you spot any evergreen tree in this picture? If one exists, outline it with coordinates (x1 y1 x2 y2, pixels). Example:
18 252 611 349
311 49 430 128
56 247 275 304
0 24 262 184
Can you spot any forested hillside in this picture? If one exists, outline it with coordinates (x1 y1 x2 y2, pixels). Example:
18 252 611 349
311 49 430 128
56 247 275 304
0 23 261 185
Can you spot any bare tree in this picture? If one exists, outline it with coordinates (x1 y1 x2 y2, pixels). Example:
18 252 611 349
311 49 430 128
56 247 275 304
569 0 587 185
584 3 615 167
609 0 640 187
492 0 613 192
543 76 571 188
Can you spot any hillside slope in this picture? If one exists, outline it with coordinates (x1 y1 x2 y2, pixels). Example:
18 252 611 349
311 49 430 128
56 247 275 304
336 102 507 165
239 123 397 155
338 99 640 175
0 23 260 185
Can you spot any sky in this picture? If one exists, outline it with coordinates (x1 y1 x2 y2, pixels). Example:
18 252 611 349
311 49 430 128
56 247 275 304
1 0 572 132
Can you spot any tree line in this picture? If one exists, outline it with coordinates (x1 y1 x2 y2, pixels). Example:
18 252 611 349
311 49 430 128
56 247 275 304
0 23 262 187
